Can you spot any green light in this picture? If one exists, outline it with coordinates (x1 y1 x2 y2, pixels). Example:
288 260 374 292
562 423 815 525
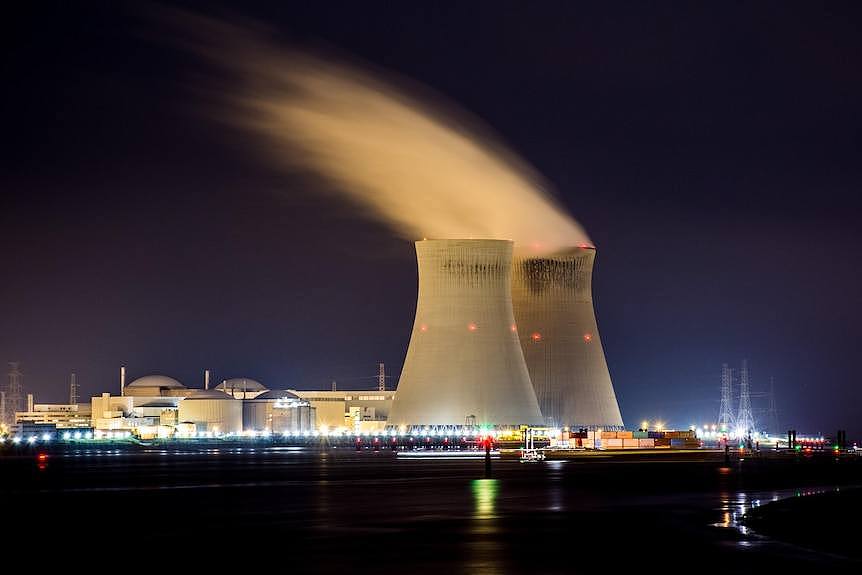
795 445 802 451
472 479 499 519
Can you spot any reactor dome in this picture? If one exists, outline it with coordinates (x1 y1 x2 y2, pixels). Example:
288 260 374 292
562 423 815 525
184 389 234 400
253 390 300 401
216 378 268 399
124 374 191 398
127 375 186 389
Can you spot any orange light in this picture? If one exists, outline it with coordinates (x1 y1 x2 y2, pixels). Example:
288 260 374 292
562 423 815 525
37 453 48 462
468 323 477 331
420 324 428 332
583 333 593 343
510 324 517 332
531 332 542 342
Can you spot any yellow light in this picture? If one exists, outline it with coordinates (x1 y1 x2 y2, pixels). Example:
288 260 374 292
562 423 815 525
641 420 649 430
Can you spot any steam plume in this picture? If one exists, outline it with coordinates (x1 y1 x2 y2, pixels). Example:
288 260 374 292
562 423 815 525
176 15 591 251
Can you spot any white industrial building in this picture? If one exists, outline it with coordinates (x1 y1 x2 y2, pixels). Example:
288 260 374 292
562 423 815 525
91 374 195 431
177 389 242 434
243 390 315 434
290 389 393 434
14 402 91 429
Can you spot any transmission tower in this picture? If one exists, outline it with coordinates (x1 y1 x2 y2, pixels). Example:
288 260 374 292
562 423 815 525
736 359 756 437
717 363 735 433
378 362 386 392
4 362 24 426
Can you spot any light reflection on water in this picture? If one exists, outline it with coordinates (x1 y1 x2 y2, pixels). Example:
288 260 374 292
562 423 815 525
472 478 498 520
713 485 844 536
469 479 501 575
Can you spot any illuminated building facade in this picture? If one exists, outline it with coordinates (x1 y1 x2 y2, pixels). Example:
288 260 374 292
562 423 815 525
290 390 394 433
14 402 92 429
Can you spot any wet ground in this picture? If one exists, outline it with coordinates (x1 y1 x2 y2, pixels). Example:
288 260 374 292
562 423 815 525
1 445 860 573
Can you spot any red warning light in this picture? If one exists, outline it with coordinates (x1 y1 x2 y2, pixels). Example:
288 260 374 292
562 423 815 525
583 333 593 343
420 324 428 332
37 453 48 462
531 332 542 342
468 323 477 331
510 324 517 332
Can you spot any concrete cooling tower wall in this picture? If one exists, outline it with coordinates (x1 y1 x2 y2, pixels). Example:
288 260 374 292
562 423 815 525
389 239 543 428
512 246 624 429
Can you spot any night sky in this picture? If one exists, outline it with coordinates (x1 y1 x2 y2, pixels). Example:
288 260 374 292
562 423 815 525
2 1 861 437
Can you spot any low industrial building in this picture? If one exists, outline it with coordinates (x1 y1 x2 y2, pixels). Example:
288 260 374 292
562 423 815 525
91 375 194 431
289 390 394 434
242 390 315 433
177 389 242 434
15 402 92 429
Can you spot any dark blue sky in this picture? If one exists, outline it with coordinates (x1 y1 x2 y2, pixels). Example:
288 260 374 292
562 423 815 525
2 1 861 437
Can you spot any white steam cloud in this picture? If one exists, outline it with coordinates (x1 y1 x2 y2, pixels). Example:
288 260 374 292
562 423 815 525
176 15 591 251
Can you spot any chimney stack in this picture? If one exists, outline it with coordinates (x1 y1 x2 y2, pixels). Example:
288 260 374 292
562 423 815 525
120 366 126 397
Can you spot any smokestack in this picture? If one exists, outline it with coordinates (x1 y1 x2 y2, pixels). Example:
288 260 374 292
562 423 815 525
27 393 33 413
511 246 623 429
331 380 337 392
120 366 126 397
390 239 543 428
205 370 210 390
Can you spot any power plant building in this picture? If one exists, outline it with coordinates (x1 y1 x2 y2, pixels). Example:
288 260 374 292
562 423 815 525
178 389 242 434
14 402 92 430
389 239 543 429
242 390 315 433
511 246 624 429
216 378 268 399
291 390 393 433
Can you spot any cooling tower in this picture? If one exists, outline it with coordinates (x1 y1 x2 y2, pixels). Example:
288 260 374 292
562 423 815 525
512 246 624 429
389 239 543 428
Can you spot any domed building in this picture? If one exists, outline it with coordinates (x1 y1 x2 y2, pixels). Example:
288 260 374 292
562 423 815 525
215 378 268 400
124 375 191 398
242 390 315 434
178 389 242 434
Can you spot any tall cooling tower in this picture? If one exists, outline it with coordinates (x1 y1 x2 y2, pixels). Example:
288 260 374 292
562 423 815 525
512 246 624 429
389 239 543 428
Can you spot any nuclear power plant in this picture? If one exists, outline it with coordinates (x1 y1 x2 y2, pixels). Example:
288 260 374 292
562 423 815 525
388 239 544 429
512 246 624 429
389 239 623 430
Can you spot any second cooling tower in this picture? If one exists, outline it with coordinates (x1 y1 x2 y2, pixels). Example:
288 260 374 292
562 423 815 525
512 246 624 429
389 239 543 428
